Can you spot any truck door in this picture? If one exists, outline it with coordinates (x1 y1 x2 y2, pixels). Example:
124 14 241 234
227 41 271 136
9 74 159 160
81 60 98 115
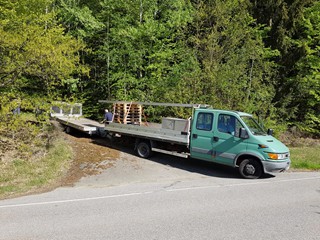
212 114 247 166
190 111 215 161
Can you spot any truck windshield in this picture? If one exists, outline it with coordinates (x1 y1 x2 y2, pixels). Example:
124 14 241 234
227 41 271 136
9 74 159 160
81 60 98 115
241 116 266 135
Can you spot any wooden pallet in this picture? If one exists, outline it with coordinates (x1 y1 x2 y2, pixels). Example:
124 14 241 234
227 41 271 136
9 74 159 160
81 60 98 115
113 103 142 125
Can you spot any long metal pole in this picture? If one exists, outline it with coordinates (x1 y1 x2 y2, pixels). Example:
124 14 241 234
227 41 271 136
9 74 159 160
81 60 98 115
98 100 208 108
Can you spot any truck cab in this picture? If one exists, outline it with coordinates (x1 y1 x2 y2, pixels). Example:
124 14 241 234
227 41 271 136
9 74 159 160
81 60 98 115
190 108 291 179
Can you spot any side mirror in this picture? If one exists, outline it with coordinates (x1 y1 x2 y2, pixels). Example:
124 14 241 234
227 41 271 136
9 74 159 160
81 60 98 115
239 128 249 139
267 128 273 136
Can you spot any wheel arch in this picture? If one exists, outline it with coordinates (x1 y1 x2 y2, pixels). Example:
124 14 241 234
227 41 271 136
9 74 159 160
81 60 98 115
235 153 264 174
134 138 154 158
134 138 153 150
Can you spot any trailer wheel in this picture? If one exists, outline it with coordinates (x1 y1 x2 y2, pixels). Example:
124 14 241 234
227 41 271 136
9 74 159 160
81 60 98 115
136 141 152 158
239 159 262 179
65 126 71 134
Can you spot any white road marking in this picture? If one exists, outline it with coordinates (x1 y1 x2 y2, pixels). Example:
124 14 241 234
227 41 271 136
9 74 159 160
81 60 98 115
167 176 320 192
0 176 319 209
0 192 143 209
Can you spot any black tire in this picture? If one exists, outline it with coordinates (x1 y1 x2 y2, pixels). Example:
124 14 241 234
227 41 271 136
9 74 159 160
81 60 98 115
97 128 107 138
239 159 263 179
65 126 71 134
136 141 152 158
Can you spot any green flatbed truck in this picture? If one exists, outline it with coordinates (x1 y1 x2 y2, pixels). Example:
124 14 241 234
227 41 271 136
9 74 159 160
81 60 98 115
102 101 291 179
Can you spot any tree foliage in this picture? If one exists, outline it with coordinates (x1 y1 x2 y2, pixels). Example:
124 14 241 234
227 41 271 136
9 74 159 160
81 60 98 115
191 0 278 117
291 1 320 134
96 0 198 102
250 0 319 134
0 0 88 156
0 0 319 135
0 0 87 96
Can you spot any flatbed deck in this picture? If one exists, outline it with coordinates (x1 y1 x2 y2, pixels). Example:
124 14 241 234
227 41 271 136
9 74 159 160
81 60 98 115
105 122 190 145
56 116 105 135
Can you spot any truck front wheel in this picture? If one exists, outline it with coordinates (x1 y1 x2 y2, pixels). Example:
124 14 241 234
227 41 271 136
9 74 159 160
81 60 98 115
239 159 262 179
136 141 152 158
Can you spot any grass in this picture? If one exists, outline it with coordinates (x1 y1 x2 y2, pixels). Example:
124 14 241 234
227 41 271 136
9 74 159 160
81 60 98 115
290 146 320 170
0 137 73 199
279 132 320 171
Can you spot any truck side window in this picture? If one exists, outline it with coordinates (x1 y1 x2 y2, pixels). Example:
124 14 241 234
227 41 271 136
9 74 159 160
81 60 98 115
196 113 214 131
218 114 243 136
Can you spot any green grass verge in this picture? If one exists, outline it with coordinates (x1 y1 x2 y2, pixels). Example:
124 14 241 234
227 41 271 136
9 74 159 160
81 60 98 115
0 137 73 199
290 147 320 170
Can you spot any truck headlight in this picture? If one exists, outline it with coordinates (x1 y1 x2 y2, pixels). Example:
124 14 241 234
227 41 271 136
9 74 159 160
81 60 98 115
267 153 289 160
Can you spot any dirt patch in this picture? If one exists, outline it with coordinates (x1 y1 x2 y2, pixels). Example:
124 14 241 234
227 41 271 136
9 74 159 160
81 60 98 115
61 132 120 186
279 129 320 147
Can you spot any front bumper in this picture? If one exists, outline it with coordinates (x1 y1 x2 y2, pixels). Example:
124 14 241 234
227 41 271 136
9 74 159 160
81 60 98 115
262 158 291 174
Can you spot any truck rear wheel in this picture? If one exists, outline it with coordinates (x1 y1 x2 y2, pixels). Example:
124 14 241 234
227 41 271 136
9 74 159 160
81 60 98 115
136 141 152 158
239 159 262 179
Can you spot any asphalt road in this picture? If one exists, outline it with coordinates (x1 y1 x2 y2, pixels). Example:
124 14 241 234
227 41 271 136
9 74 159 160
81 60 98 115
0 150 319 240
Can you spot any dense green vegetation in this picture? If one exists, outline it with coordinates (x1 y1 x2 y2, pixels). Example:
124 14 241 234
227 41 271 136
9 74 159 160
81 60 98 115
0 0 319 178
1 0 319 130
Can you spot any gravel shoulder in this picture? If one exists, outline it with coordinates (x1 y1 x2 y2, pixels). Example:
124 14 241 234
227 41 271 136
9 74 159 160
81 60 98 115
63 130 239 188
64 132 204 188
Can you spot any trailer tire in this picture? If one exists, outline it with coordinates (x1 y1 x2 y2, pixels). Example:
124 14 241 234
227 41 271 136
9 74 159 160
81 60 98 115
65 126 71 134
239 158 262 179
136 141 152 159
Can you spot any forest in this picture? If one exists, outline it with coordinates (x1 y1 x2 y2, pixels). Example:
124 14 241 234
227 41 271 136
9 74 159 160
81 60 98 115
0 0 319 150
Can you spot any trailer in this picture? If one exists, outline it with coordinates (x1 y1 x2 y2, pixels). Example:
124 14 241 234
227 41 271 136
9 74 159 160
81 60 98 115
51 103 106 136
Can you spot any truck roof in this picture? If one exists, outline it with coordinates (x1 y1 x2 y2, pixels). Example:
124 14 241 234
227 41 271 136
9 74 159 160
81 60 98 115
234 111 253 117
196 108 253 117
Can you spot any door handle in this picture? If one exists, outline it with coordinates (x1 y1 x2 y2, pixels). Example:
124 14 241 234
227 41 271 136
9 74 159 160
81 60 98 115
213 136 219 142
193 134 198 139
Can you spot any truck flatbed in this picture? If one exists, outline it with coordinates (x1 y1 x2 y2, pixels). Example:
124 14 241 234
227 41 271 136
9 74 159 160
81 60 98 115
105 122 190 146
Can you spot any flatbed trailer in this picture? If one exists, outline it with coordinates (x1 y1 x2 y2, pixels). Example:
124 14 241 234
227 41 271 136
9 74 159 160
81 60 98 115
55 116 106 135
51 103 106 136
